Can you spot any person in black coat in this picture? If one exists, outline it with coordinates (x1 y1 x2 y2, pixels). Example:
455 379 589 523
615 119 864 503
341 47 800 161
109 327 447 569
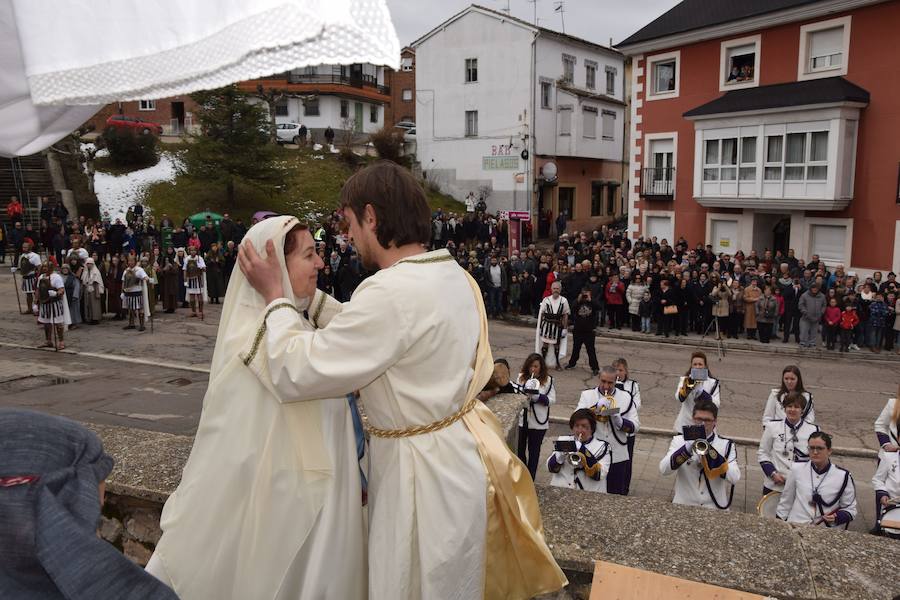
781 279 803 343
565 288 600 375
658 279 678 337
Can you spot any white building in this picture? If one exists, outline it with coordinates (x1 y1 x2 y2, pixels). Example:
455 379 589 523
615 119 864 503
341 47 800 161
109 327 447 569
413 5 627 236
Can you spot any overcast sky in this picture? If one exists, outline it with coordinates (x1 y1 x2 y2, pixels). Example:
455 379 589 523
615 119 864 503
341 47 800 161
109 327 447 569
384 0 682 48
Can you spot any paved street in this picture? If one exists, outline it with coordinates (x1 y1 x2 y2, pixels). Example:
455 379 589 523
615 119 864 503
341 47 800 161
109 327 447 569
1 268 896 533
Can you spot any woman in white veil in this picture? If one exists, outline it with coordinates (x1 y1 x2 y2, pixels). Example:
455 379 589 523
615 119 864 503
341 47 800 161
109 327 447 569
146 216 365 600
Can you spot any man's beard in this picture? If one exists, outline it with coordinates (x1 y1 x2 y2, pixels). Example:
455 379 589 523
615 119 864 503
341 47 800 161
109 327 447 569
357 242 378 271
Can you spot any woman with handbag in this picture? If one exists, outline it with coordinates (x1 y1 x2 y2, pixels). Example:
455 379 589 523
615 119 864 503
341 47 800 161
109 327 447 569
659 278 678 338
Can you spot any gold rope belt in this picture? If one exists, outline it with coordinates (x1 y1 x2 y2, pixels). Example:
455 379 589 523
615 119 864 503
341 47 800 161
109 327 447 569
358 396 478 438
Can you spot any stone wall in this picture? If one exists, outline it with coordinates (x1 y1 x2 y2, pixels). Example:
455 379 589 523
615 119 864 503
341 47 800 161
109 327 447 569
89 397 900 599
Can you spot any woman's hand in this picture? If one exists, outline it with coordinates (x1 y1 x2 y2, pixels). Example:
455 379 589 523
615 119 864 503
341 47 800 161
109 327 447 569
238 239 284 304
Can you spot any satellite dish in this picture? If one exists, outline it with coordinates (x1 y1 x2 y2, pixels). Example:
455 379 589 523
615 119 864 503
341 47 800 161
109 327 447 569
541 161 558 182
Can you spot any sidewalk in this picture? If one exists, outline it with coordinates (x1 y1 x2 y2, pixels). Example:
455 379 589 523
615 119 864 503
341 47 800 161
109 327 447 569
499 312 900 363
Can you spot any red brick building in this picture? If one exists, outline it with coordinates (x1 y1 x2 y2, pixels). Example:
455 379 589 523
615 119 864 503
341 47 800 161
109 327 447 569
385 47 416 127
86 96 201 135
618 0 900 275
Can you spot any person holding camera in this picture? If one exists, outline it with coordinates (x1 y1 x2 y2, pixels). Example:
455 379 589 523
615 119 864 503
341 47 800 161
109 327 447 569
577 367 639 495
547 409 611 493
565 287 600 375
659 398 740 510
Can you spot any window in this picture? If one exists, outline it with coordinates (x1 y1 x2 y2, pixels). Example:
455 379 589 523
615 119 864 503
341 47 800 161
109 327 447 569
540 81 552 109
740 136 757 180
402 89 412 101
370 105 378 123
274 99 288 117
646 51 680 99
763 131 829 181
654 61 675 94
605 67 616 95
401 57 413 72
583 106 597 138
465 58 478 83
558 187 575 218
798 16 851 80
720 35 759 90
562 54 575 84
810 223 847 263
465 110 478 137
340 100 349 119
559 106 572 136
591 182 604 216
607 183 617 215
703 137 750 181
138 100 155 111
585 61 597 90
601 110 616 140
304 97 319 116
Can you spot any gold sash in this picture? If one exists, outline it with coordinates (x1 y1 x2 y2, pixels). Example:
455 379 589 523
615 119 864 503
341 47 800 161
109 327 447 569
460 271 568 599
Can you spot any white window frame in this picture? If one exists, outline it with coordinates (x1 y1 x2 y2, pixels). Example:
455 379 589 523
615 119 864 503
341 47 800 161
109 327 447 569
402 89 412 101
797 16 851 81
465 110 478 137
605 66 616 95
804 217 853 266
601 109 616 141
138 99 156 111
540 79 553 110
465 58 478 83
585 60 597 90
643 131 678 196
400 57 413 72
582 106 598 139
719 34 760 92
646 50 680 101
762 130 829 182
562 54 576 84
558 105 573 137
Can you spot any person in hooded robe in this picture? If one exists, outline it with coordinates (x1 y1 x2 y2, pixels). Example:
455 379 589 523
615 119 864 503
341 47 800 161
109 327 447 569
158 247 180 313
0 408 178 600
145 216 367 600
81 258 105 324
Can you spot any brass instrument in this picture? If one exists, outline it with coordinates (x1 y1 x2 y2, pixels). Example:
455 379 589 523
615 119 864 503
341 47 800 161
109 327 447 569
678 377 698 401
693 439 710 456
593 391 618 423
567 452 584 467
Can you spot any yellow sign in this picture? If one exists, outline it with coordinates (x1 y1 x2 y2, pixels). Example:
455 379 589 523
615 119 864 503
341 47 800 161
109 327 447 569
719 239 730 248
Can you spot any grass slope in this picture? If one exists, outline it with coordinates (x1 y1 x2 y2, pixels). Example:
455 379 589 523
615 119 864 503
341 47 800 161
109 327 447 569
138 145 463 223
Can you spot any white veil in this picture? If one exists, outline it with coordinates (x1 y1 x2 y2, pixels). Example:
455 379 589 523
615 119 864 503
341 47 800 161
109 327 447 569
152 215 333 599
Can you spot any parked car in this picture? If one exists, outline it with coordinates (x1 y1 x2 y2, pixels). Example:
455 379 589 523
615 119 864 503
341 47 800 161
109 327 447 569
394 120 416 131
105 115 163 136
276 122 306 144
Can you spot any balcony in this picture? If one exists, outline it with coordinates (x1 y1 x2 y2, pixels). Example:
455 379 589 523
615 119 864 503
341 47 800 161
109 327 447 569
286 72 390 96
641 167 674 198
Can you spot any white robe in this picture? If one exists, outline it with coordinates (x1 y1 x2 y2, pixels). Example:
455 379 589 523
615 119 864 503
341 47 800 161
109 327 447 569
257 248 566 600
534 295 569 367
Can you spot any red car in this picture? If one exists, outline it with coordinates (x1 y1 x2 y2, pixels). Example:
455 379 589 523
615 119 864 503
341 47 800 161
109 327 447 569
105 114 163 136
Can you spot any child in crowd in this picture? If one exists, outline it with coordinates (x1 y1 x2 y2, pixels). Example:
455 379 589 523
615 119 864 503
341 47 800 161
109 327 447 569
508 275 521 316
639 291 652 333
839 303 859 353
823 297 841 351
868 292 888 353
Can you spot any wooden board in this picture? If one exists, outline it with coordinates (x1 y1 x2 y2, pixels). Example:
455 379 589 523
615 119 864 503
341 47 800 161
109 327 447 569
589 561 768 600
880 518 900 529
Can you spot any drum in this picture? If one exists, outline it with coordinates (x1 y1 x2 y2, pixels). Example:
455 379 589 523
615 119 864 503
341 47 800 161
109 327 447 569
880 499 900 539
756 491 781 519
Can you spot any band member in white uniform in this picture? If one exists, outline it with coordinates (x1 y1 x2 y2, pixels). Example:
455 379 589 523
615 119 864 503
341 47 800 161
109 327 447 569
121 256 150 332
15 241 42 314
35 262 71 349
874 388 899 460
183 247 207 319
516 353 555 480
613 357 641 495
660 398 740 510
872 442 900 529
672 351 721 432
761 365 815 425
758 391 819 495
577 366 639 495
548 409 611 493
776 431 857 528
535 281 570 370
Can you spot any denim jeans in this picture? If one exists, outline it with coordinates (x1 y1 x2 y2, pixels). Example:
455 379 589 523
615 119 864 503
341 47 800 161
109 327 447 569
486 286 503 316
641 316 651 332
799 318 819 347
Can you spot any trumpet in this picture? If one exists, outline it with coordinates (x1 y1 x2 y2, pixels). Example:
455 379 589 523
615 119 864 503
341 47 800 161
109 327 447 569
678 378 698 401
567 452 584 467
593 392 618 423
693 439 710 456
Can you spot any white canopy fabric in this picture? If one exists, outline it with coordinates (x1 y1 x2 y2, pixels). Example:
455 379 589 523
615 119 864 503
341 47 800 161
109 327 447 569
1 0 399 157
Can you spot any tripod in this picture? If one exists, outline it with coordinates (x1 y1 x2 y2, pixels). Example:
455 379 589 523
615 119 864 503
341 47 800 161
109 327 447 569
701 315 726 360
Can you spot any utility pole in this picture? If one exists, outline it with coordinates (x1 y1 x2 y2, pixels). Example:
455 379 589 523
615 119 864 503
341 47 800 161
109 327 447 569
527 0 538 25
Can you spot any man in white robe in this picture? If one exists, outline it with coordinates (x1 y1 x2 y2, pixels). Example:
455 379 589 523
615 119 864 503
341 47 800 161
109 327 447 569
535 281 570 369
146 217 366 600
240 161 566 600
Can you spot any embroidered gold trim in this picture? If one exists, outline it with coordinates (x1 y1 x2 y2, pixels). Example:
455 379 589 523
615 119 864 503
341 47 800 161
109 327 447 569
311 291 327 327
394 253 455 266
242 302 300 366
358 395 478 438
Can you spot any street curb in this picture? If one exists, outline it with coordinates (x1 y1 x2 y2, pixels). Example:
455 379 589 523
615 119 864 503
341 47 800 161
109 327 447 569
547 415 879 459
497 314 900 363
0 341 211 374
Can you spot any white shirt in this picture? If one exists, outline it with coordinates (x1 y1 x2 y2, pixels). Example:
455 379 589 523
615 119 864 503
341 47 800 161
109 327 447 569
672 376 721 432
548 436 610 493
659 433 740 510
516 375 554 431
122 266 148 293
776 461 858 526
875 397 899 460
615 378 642 410
762 389 815 425
182 255 207 273
757 419 819 492
576 388 639 464
489 265 502 288
872 451 900 501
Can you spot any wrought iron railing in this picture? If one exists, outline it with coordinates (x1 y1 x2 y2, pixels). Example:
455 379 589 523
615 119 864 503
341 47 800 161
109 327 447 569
641 167 675 197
